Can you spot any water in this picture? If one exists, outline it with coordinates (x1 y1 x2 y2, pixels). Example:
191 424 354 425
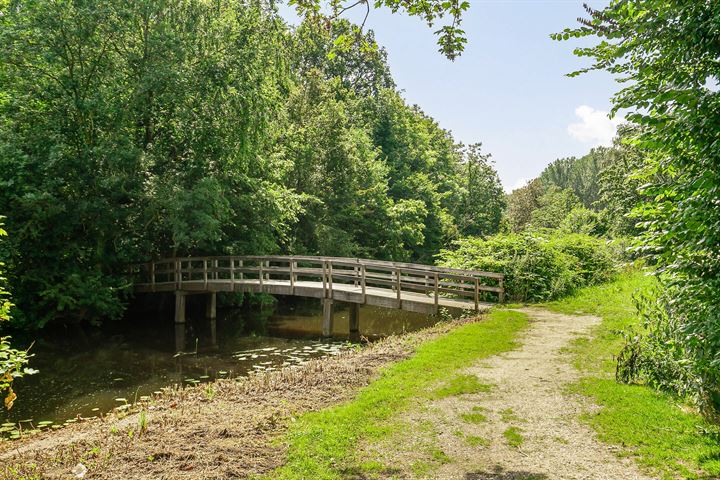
2 297 440 431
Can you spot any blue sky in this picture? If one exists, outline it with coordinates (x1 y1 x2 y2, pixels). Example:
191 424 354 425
280 1 620 191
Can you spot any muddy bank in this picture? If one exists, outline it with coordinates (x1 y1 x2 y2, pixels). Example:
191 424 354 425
0 318 472 479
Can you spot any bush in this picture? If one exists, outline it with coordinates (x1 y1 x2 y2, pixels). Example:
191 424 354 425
559 206 609 237
437 231 617 303
618 285 720 423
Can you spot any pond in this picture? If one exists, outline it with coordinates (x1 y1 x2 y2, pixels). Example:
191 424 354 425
2 296 445 433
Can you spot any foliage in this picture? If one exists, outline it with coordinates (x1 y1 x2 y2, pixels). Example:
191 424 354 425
0 220 36 410
539 147 613 209
545 272 720 479
456 143 505 237
271 310 529 479
529 186 582 230
291 19 395 98
0 4 505 327
558 206 608 237
0 0 297 326
556 1 720 419
597 127 646 237
504 178 544 232
438 231 617 302
509 139 640 238
289 0 470 60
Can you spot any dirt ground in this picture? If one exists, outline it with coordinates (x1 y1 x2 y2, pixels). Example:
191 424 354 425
0 319 465 480
363 308 655 479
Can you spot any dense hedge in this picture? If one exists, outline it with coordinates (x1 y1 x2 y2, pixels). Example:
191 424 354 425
437 231 617 302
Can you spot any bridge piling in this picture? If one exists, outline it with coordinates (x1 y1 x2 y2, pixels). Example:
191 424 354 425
175 291 186 324
349 303 360 341
206 292 216 320
322 299 334 337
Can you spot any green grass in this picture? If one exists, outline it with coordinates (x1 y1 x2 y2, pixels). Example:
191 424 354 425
432 374 492 399
500 408 523 423
459 412 487 424
464 435 490 447
270 310 529 479
545 271 720 479
502 426 524 447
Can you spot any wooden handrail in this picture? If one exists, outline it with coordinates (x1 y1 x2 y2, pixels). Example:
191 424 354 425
145 255 504 280
132 255 505 308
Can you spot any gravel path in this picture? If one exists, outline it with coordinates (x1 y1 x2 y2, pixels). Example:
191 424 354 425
369 308 655 479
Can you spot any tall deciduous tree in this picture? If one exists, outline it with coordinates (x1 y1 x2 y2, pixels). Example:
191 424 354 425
0 0 296 326
456 143 505 237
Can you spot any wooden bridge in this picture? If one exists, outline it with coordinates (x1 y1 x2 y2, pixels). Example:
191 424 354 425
132 256 504 337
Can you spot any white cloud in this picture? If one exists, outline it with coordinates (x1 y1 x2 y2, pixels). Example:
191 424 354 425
567 105 623 147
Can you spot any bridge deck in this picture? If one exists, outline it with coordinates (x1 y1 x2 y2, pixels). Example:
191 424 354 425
136 279 493 314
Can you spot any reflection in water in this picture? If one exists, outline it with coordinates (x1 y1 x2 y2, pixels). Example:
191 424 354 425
4 297 444 428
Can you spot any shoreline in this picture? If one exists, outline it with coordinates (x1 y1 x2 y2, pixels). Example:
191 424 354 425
0 318 474 479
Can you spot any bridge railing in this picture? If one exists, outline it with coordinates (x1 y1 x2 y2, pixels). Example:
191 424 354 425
132 255 504 308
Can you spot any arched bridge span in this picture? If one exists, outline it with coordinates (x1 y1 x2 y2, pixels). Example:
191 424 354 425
132 256 505 337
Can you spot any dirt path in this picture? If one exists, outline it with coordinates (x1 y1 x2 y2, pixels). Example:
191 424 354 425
368 308 655 479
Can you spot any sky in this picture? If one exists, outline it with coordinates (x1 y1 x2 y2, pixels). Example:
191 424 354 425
279 0 621 191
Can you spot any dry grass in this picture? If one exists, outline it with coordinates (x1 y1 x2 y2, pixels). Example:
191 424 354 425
0 319 470 479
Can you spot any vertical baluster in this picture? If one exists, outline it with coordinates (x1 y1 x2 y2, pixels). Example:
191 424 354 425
361 264 366 302
395 268 401 302
203 259 208 289
290 259 295 289
498 277 505 303
258 260 265 291
230 258 235 288
150 261 155 292
239 259 244 280
328 261 334 298
434 272 439 309
474 278 479 311
321 260 327 297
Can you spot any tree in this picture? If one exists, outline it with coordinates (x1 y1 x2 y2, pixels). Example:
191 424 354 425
291 19 395 98
0 0 296 326
598 127 646 236
368 89 467 262
539 147 614 209
289 0 470 60
557 1 720 419
505 179 545 232
456 144 505 237
529 187 582 230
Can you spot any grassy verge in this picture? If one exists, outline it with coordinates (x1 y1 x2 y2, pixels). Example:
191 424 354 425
269 310 529 479
545 271 720 479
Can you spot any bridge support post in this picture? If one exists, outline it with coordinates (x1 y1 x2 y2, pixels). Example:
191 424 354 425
349 303 360 342
322 299 334 338
174 292 186 324
206 292 216 320
174 322 186 352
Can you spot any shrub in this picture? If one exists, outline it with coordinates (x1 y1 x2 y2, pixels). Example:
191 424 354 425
618 285 720 423
437 231 617 303
559 206 609 237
